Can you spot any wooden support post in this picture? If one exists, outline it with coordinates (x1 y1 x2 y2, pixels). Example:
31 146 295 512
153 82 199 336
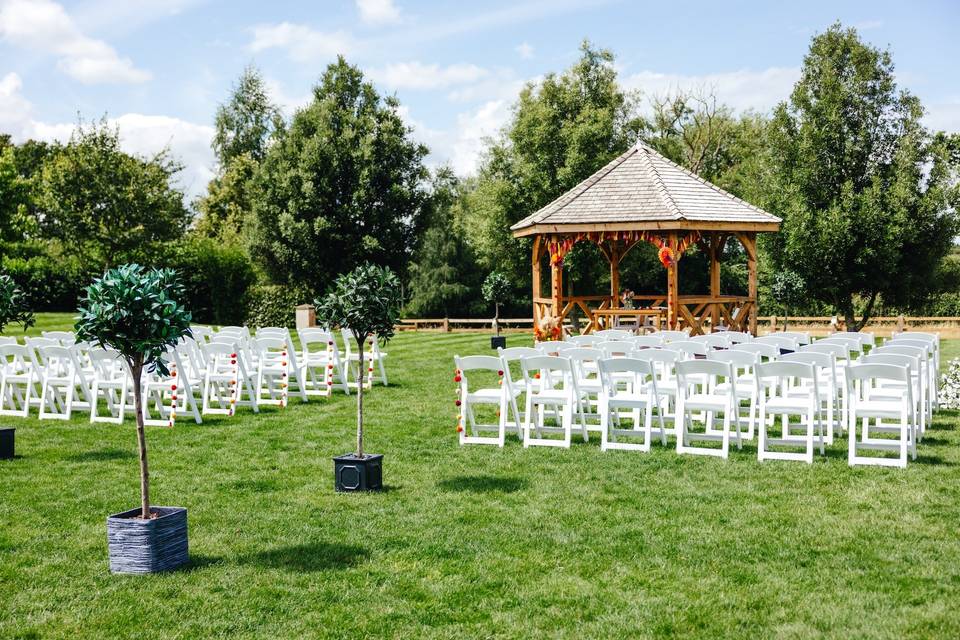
609 240 621 309
550 257 563 317
531 236 542 325
666 232 679 330
739 232 758 335
709 233 725 330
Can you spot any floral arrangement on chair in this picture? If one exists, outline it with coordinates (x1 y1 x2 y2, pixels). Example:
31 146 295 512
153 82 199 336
940 358 960 410
620 289 635 309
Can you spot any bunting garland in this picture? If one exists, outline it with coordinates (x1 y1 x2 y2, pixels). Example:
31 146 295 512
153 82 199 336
546 230 700 268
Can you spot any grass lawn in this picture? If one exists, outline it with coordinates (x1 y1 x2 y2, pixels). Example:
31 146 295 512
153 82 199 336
2 315 960 639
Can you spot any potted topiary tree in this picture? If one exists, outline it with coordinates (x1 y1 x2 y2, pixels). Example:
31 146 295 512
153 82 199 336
75 264 193 574
770 269 806 331
316 263 402 492
0 274 34 460
482 271 511 350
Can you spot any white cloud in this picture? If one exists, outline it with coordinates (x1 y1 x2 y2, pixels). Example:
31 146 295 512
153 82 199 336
0 73 34 136
356 0 401 25
0 73 213 199
515 42 534 59
448 99 511 175
855 19 883 31
0 0 150 84
925 100 960 134
624 67 800 114
369 62 488 90
248 22 355 61
263 77 312 116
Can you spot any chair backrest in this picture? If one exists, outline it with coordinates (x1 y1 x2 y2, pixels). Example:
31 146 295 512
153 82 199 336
754 334 798 350
817 335 862 355
891 331 939 349
256 327 290 341
562 347 603 381
846 363 910 385
676 359 734 384
42 330 76 346
190 326 214 342
88 347 126 378
0 336 18 346
755 360 817 385
780 350 834 370
594 341 631 358
629 335 663 349
597 357 655 395
535 341 567 356
520 355 574 390
801 342 851 361
498 346 539 362
708 349 758 369
255 336 287 354
731 343 779 361
38 344 78 375
455 354 503 374
566 335 601 346
25 337 59 349
594 329 632 341
723 331 753 344
655 330 689 343
691 333 731 349
667 340 708 358
301 329 336 351
773 331 810 346
859 353 916 374
884 338 932 357
874 344 926 361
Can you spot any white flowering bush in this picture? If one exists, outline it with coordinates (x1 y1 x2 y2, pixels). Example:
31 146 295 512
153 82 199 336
940 358 960 410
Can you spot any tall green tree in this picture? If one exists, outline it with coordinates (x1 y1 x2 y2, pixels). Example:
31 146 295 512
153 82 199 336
212 65 282 168
463 40 642 290
34 119 190 268
754 24 959 330
193 152 257 243
406 168 479 317
248 57 429 294
0 147 34 247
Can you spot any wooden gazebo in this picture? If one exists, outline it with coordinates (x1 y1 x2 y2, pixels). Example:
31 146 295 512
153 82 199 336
511 142 781 336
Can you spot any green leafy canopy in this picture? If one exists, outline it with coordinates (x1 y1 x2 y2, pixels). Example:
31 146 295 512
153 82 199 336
314 263 402 345
482 271 511 305
0 274 35 334
75 264 193 375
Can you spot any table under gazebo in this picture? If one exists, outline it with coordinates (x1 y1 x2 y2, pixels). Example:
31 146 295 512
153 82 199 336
511 142 781 336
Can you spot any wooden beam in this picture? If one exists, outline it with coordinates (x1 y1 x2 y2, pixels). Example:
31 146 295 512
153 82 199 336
739 232 758 335
512 219 781 238
551 260 563 317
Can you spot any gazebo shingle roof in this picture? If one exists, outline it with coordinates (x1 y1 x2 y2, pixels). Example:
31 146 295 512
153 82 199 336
510 141 781 234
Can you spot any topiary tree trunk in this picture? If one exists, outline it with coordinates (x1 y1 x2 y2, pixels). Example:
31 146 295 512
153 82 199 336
355 334 366 458
129 357 151 519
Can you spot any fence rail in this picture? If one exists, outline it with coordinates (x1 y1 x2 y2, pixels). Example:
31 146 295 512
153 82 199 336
396 315 960 336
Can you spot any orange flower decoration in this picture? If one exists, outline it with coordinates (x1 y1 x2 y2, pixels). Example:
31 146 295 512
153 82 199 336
658 246 675 268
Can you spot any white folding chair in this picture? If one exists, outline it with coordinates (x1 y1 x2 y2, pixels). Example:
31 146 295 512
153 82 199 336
201 342 259 416
299 329 349 396
881 339 936 421
755 361 824 464
0 344 39 417
708 349 760 440
498 346 540 428
37 345 87 420
723 331 753 345
190 326 214 344
859 352 926 441
781 350 841 443
142 349 203 426
629 335 664 349
653 329 691 343
519 355 587 448
873 344 930 434
89 347 130 424
665 340 709 359
341 328 388 387
731 342 780 363
675 359 741 458
567 335 602 346
773 331 810 346
454 354 522 446
564 347 605 433
534 340 567 356
846 363 916 468
252 337 291 408
598 357 664 452
632 348 682 436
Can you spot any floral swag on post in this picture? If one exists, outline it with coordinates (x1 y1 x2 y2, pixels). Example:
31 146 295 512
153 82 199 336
545 230 700 267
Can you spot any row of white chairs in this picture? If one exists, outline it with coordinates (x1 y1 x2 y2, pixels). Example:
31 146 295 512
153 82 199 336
455 329 940 468
0 326 389 425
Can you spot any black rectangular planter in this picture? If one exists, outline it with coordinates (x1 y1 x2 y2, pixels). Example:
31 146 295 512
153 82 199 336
490 336 507 350
333 453 383 492
0 428 14 460
106 506 189 574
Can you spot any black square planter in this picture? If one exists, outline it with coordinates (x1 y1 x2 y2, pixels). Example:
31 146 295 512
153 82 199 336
333 453 383 492
490 336 507 350
106 506 189 574
0 428 14 460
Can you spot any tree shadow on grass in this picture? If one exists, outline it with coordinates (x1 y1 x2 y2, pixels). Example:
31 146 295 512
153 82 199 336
915 454 958 467
65 448 133 463
247 542 368 572
182 553 227 572
437 475 528 494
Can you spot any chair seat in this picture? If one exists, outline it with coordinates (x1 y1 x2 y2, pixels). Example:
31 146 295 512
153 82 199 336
765 397 813 413
469 388 520 402
682 394 730 410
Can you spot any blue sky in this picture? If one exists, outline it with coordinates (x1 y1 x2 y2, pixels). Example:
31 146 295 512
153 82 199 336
1 0 958 200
